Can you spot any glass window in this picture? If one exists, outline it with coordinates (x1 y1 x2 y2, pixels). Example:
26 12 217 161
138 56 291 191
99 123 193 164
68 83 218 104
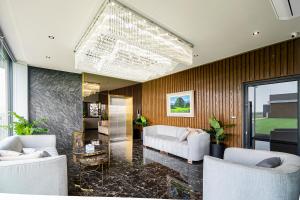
245 80 299 155
0 39 11 139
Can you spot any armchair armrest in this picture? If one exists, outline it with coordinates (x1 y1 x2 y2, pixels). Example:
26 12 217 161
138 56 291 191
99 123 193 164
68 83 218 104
0 155 68 195
187 132 210 161
143 126 158 137
19 135 56 148
203 156 300 200
225 147 300 167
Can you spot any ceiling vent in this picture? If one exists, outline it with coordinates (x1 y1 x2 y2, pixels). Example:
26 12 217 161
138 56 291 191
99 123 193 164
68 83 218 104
270 0 300 20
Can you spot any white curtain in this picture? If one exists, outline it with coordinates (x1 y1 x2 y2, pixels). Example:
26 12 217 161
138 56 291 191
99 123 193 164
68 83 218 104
13 62 28 120
0 39 9 139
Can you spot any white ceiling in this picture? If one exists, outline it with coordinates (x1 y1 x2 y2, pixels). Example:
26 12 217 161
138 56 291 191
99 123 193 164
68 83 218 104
84 73 137 91
0 0 300 82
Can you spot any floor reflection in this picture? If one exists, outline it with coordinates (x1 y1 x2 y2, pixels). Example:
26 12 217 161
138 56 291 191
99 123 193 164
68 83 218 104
110 140 133 163
69 139 202 199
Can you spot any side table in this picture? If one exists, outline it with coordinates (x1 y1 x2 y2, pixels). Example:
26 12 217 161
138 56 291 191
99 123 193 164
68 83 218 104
73 147 109 192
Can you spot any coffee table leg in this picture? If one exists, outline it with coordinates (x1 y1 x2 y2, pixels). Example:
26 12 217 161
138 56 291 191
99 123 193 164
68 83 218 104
74 163 94 193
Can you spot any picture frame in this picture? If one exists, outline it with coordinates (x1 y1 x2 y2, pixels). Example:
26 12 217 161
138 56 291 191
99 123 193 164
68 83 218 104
166 90 194 117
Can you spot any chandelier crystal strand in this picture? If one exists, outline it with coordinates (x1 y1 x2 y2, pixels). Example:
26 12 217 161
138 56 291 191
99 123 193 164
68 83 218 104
75 0 193 82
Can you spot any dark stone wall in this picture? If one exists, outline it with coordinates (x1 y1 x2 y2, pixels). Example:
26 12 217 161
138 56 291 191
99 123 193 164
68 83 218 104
28 67 82 154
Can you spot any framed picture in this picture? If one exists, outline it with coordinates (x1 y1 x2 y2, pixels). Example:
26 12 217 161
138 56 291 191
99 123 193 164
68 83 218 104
166 90 194 117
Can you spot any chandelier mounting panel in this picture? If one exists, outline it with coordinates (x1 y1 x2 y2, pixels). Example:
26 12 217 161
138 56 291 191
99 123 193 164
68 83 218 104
75 0 193 82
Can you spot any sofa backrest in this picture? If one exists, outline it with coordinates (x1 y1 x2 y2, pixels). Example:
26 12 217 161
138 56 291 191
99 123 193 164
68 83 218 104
155 125 185 138
145 125 207 139
224 147 300 170
19 135 56 148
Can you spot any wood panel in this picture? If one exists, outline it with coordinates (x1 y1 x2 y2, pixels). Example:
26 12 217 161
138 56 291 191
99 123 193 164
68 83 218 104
142 38 300 147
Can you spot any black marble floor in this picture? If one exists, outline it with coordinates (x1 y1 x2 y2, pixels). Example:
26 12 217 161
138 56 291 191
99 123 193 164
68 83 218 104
68 139 203 199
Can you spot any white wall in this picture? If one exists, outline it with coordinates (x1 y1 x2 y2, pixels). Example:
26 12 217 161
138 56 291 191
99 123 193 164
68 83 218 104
13 62 28 119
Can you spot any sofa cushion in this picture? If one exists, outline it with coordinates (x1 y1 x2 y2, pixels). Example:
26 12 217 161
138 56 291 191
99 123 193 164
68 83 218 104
22 148 36 154
36 147 58 156
0 150 22 157
155 134 178 142
0 150 51 161
0 136 23 152
256 157 282 168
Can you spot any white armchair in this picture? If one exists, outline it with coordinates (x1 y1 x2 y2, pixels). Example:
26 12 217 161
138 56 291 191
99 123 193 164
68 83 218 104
0 135 68 196
203 148 300 200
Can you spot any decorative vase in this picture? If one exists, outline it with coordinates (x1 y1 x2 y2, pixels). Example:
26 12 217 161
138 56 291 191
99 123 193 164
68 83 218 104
210 143 225 159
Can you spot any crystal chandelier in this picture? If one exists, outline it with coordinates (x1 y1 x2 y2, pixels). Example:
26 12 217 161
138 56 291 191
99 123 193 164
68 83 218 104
75 0 193 82
83 82 101 97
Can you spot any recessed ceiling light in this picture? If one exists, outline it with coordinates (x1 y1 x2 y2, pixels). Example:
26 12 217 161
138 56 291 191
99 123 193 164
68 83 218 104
252 31 260 36
45 56 51 60
291 32 300 39
48 35 55 39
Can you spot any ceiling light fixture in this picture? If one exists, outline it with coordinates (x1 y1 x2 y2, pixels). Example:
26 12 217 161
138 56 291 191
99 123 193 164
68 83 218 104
48 35 55 39
252 31 260 36
74 0 193 82
45 56 51 60
83 82 101 97
291 32 300 38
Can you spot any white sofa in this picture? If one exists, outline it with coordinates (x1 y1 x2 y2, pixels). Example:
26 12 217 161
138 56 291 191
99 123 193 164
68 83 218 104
143 125 210 162
0 135 68 196
203 148 300 200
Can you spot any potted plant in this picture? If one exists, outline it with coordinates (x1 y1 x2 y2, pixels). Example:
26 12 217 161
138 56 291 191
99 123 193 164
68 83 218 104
1 112 48 135
206 115 234 158
100 111 109 127
134 115 149 139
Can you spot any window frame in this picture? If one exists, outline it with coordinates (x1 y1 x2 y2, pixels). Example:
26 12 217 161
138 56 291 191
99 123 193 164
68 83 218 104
243 75 300 155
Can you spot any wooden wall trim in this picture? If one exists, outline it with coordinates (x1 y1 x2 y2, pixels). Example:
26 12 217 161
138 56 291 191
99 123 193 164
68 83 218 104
142 38 300 147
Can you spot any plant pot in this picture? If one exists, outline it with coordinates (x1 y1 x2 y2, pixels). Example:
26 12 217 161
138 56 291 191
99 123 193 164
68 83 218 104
101 120 109 127
210 143 225 159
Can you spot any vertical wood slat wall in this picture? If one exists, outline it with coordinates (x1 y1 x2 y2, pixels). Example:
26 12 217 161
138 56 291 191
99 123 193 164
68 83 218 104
142 39 300 147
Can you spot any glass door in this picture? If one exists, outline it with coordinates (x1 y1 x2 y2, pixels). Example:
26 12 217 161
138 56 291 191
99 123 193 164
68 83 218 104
108 95 133 142
244 80 299 155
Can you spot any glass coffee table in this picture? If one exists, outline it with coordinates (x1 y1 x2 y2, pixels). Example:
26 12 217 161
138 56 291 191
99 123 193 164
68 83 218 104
73 145 109 192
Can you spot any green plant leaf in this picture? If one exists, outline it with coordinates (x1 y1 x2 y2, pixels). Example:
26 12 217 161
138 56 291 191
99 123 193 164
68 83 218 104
135 115 149 127
209 116 220 129
208 115 234 144
1 112 49 135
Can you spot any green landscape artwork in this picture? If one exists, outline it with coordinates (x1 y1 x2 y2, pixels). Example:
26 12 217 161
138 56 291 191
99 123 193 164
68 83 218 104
170 95 191 113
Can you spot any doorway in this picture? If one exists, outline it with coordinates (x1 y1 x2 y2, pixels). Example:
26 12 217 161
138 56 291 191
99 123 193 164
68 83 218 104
244 77 300 155
108 95 133 142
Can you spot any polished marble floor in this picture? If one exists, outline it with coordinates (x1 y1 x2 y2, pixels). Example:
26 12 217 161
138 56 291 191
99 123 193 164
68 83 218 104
68 139 203 199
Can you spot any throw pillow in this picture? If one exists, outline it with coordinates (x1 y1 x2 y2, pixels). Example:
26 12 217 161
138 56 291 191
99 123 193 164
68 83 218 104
256 157 282 168
0 136 23 152
0 150 22 157
178 129 190 142
0 150 51 161
40 151 51 157
187 128 200 135
197 129 206 134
